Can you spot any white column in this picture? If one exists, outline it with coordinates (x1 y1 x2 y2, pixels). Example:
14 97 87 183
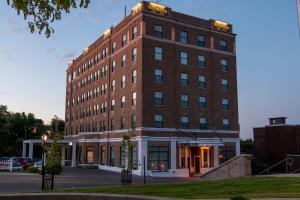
179 145 181 168
235 139 241 156
28 143 33 159
61 145 66 167
185 146 188 168
138 137 148 175
71 142 77 167
22 143 27 157
170 138 177 170
213 146 219 168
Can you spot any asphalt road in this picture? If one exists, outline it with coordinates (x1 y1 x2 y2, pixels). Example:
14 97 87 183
0 168 190 194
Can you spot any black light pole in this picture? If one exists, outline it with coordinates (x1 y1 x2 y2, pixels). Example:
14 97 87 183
41 134 48 190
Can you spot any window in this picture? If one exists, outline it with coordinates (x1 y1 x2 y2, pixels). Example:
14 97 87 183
122 34 127 47
132 48 137 61
222 98 229 110
131 114 136 128
132 70 137 83
200 117 208 130
198 55 205 68
221 79 228 91
112 42 117 53
199 96 207 109
154 25 163 38
121 54 126 67
154 92 163 105
154 69 163 83
198 76 206 88
180 52 188 65
132 92 137 106
111 99 115 111
111 119 115 130
109 146 115 166
132 26 137 39
121 75 126 88
220 40 228 51
131 146 138 169
223 118 230 130
180 31 188 43
148 146 169 170
154 47 163 61
154 114 163 128
111 80 115 91
112 60 116 72
121 117 125 129
221 59 228 72
100 146 105 165
121 96 126 108
197 35 205 47
181 95 189 107
87 149 94 164
180 116 189 129
180 73 188 86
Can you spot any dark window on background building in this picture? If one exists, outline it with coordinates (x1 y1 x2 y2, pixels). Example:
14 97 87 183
180 73 188 86
154 69 163 83
154 47 163 61
180 116 189 128
131 114 137 128
221 79 229 91
109 146 115 166
121 117 125 129
220 39 228 51
180 52 188 65
154 25 163 38
222 98 229 110
148 146 169 170
223 118 230 130
154 92 163 105
197 35 205 47
198 76 206 89
198 55 206 68
131 146 138 169
154 114 163 128
199 96 207 109
181 95 189 107
221 59 228 72
199 117 208 130
120 146 125 167
180 31 188 44
111 119 115 130
100 146 105 165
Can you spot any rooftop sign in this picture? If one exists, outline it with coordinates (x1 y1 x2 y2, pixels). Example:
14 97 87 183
213 20 230 31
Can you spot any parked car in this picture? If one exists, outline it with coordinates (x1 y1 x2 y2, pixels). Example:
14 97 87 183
15 157 33 169
11 161 23 170
33 160 43 170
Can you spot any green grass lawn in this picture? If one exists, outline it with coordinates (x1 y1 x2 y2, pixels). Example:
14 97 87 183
55 177 300 199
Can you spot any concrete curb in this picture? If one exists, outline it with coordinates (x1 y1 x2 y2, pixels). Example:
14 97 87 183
0 172 40 176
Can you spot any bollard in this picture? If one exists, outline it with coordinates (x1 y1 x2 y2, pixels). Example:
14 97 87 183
9 159 13 172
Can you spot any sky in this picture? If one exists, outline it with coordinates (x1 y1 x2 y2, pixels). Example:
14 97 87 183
0 0 299 139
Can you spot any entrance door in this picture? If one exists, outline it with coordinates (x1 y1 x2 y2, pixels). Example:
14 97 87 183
194 156 201 173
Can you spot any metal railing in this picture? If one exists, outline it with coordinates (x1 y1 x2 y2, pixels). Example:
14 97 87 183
258 157 293 175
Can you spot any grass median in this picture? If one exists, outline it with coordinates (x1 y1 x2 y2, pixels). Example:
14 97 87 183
54 176 300 199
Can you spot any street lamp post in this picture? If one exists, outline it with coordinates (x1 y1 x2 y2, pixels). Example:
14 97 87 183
41 134 48 190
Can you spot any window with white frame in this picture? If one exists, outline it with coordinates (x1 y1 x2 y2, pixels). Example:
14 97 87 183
154 91 163 105
121 75 126 88
222 98 229 110
199 96 207 109
121 96 126 108
154 47 163 61
198 55 206 68
132 92 137 106
132 70 137 83
111 80 115 91
121 54 126 67
122 34 127 47
221 79 228 91
199 117 207 130
198 76 206 88
180 116 189 129
180 52 188 65
154 68 163 83
181 95 189 107
180 31 188 44
221 59 228 72
154 114 163 128
197 35 205 47
132 26 138 39
111 99 115 111
180 73 188 86
223 118 230 130
154 24 163 38
132 48 137 61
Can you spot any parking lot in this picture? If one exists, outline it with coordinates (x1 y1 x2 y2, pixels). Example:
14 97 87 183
0 167 190 193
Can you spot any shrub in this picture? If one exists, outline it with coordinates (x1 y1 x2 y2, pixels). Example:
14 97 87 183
46 165 62 175
230 196 249 200
25 167 40 173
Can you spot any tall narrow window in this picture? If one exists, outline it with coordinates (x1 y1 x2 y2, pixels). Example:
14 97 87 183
132 26 137 39
198 76 206 89
132 48 137 61
180 31 188 43
111 119 115 130
180 52 188 65
121 75 126 88
121 54 126 67
111 99 115 111
181 95 189 107
112 60 116 72
221 59 228 72
180 73 188 86
154 114 163 128
197 35 205 47
154 92 163 105
132 92 137 106
221 79 228 91
112 42 117 53
131 114 137 129
222 98 229 110
220 39 228 51
109 146 115 166
121 117 125 129
200 117 208 130
180 116 189 129
199 96 207 109
154 47 163 61
154 68 163 83
198 55 206 68
132 70 137 83
111 80 115 91
121 96 126 108
122 34 127 47
154 25 163 38
223 118 230 130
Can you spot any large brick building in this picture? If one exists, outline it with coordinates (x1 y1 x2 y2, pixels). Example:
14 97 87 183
63 1 240 177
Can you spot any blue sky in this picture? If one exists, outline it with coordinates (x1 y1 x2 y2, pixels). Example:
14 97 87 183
0 0 299 139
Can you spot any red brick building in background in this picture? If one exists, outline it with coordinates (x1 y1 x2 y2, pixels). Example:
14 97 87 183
254 117 300 172
63 1 240 177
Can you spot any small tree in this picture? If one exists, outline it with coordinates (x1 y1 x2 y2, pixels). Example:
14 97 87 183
121 129 135 170
45 131 63 174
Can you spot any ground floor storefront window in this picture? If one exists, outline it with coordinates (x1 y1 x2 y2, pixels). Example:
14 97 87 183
86 147 94 164
148 146 169 171
109 146 115 166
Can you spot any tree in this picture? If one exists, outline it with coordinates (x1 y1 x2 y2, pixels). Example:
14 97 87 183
120 129 136 170
50 115 64 135
5 0 90 38
240 139 254 154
